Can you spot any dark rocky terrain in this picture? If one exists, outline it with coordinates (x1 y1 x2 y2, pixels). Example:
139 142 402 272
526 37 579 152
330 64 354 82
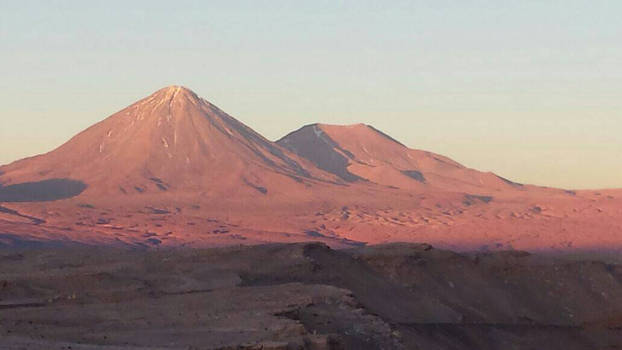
1 243 621 349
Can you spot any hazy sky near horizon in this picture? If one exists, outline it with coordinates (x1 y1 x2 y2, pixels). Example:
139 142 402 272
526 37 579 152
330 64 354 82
1 1 621 189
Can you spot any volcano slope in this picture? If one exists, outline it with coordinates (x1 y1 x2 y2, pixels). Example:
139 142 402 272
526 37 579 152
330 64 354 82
0 86 344 247
0 86 334 198
0 86 621 252
277 123 522 192
277 123 622 252
1 242 622 349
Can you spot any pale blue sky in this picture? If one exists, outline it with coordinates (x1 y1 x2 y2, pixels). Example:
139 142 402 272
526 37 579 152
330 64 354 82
1 1 621 189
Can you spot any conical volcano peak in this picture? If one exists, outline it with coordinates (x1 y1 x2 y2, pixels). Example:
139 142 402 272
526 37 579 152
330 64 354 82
149 85 201 105
0 85 336 198
126 85 205 123
303 123 406 148
156 85 196 95
318 122 368 129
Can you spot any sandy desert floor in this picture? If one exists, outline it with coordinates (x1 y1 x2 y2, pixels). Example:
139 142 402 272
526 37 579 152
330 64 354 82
2 185 622 254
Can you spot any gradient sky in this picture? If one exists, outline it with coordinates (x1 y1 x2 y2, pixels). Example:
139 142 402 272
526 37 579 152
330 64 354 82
1 1 621 189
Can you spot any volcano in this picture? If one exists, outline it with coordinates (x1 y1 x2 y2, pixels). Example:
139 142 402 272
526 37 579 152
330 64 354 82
0 86 336 201
277 123 525 193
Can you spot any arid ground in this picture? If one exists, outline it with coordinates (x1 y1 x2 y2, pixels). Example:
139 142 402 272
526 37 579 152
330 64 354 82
1 87 622 349
1 243 622 349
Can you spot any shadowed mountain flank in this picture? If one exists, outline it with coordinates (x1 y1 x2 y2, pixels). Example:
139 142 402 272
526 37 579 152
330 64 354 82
367 124 406 147
401 170 426 183
0 179 86 202
463 193 494 205
277 124 363 182
497 175 524 187
204 102 311 178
